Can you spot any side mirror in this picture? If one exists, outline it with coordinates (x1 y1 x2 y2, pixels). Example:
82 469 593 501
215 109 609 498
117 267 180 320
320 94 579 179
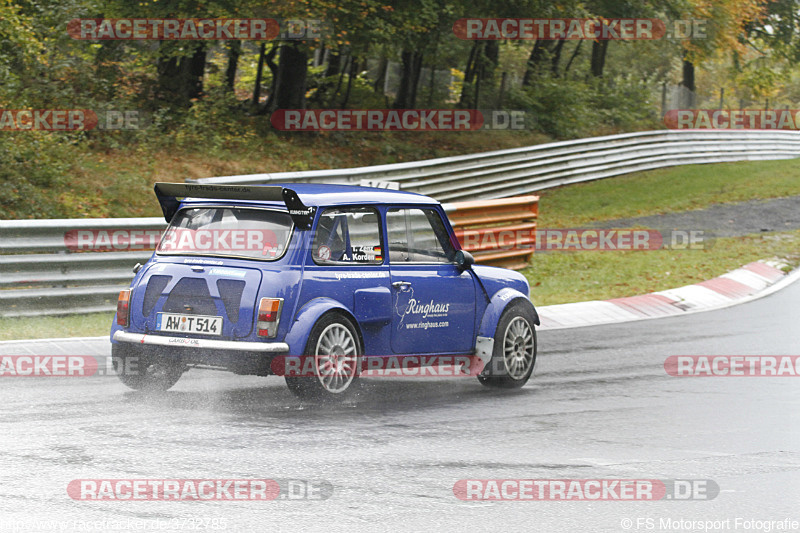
132 262 142 274
455 250 475 272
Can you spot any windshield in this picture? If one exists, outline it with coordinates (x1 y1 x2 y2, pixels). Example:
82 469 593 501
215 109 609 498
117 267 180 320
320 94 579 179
157 206 293 260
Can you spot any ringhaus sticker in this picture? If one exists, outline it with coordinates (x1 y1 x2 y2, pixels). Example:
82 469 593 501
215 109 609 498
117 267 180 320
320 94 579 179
395 287 451 330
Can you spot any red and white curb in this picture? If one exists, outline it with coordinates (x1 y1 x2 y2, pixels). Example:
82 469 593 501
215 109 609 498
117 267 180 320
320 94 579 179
536 260 795 330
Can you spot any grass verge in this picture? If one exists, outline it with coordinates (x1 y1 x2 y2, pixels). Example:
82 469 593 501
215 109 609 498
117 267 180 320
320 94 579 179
523 230 800 306
537 159 800 227
0 312 114 341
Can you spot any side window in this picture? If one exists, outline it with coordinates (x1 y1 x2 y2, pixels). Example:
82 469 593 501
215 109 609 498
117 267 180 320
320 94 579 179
386 208 455 263
312 207 383 264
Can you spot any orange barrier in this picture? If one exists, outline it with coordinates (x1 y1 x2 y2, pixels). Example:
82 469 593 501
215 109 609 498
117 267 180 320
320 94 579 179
448 195 539 270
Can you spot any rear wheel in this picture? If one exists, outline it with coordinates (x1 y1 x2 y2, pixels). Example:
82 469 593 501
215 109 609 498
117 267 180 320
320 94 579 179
112 344 185 392
285 312 362 400
478 301 537 388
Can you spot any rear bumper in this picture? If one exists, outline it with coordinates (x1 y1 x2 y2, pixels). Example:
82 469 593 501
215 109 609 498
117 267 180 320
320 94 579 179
113 331 289 353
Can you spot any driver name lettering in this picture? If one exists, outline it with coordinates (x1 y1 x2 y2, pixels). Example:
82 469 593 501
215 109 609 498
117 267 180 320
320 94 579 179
342 245 383 262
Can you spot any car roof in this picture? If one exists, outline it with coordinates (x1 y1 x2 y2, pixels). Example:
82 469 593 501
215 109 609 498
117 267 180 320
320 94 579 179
181 183 440 208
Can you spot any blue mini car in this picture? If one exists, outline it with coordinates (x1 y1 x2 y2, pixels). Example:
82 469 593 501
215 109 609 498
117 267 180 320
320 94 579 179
111 183 540 399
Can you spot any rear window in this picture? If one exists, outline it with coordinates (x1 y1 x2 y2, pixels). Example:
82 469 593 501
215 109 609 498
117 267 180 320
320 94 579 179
157 206 293 260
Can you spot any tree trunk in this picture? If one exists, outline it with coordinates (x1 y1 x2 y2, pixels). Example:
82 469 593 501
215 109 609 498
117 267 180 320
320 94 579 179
483 40 499 81
271 44 308 111
590 40 608 77
427 61 436 106
373 56 388 93
94 40 122 99
313 44 325 67
157 54 179 103
459 42 480 107
328 53 350 107
260 45 279 113
497 71 506 107
522 40 550 86
393 49 423 109
563 41 582 77
324 51 341 77
459 41 499 107
410 52 423 108
551 39 565 76
156 42 206 106
341 56 356 108
251 43 266 107
225 40 241 91
183 44 206 100
681 57 696 108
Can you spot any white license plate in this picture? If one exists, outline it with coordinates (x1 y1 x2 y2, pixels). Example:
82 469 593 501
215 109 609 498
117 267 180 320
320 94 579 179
156 313 222 336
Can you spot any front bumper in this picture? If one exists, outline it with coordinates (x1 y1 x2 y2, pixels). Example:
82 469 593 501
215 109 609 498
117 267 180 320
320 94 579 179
113 331 289 353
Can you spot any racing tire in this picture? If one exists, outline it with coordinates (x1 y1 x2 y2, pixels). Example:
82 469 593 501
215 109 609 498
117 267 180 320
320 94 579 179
478 300 537 389
285 312 362 401
112 344 185 392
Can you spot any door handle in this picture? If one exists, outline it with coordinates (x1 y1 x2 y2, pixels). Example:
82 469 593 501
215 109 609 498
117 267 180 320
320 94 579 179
392 281 411 290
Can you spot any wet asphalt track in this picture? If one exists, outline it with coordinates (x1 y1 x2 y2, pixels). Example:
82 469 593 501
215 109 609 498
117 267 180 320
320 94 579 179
0 279 799 532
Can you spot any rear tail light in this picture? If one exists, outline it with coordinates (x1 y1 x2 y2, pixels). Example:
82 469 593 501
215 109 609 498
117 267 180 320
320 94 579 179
257 298 283 338
116 289 131 327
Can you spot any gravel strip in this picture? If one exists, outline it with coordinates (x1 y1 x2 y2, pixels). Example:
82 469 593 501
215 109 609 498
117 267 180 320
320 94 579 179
590 195 800 237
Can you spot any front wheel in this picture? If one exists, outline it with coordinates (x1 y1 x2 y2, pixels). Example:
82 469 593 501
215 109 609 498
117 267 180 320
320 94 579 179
285 312 362 400
478 301 537 389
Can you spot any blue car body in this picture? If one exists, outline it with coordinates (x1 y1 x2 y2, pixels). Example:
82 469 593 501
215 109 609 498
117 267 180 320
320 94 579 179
111 183 539 394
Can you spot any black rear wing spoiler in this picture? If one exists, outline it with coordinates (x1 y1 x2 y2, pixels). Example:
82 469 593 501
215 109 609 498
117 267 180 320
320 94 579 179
154 182 316 228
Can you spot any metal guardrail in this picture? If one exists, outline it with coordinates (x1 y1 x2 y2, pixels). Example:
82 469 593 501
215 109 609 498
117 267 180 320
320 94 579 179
190 129 800 202
0 218 165 317
2 129 799 317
